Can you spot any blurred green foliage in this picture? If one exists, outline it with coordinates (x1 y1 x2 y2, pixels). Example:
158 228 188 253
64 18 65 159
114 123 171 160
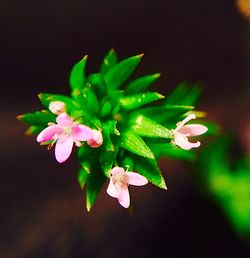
200 136 250 236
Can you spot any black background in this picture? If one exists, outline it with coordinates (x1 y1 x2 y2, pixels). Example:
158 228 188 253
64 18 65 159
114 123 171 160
1 0 249 257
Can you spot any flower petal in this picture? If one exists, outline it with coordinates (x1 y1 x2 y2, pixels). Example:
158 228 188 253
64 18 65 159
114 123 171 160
56 113 73 126
107 180 119 198
110 167 125 177
87 130 103 148
55 136 74 163
117 186 130 208
49 101 66 115
176 113 196 131
72 125 93 141
174 133 193 150
37 125 62 142
178 124 208 136
127 172 148 186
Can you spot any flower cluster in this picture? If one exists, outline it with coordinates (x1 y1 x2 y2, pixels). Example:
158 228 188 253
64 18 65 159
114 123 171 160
18 50 210 210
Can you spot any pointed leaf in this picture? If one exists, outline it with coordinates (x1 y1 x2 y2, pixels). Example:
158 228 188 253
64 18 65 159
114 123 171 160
100 49 118 75
166 81 203 106
25 125 46 135
69 55 88 92
120 92 164 110
139 104 194 124
148 142 195 161
88 73 107 95
78 145 98 175
86 168 106 211
104 54 143 90
100 134 120 177
73 86 99 115
121 130 154 159
17 111 56 126
135 156 167 189
125 73 160 94
121 154 135 171
78 168 89 189
100 100 112 117
130 115 172 138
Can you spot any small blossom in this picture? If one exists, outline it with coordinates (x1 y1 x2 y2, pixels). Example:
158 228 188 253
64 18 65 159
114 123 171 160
173 113 208 150
49 101 66 115
87 129 103 148
37 113 93 163
107 166 148 208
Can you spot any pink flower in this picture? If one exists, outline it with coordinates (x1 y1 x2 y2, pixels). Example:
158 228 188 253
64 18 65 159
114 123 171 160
87 129 103 148
173 113 208 150
37 113 93 163
49 101 66 115
107 167 148 208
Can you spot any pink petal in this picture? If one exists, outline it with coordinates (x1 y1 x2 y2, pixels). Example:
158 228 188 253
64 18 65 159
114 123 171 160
127 172 148 186
55 136 74 163
107 180 119 198
37 125 62 142
117 186 130 208
176 113 196 130
72 125 93 141
174 133 194 150
56 113 73 126
178 124 208 136
110 167 125 176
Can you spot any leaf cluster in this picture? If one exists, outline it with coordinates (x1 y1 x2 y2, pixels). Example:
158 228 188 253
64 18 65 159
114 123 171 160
18 49 211 210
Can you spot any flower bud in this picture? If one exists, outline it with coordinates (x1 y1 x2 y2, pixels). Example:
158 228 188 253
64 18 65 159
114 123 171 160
87 130 103 148
49 101 66 115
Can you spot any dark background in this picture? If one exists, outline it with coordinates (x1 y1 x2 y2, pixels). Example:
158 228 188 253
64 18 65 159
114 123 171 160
1 0 249 257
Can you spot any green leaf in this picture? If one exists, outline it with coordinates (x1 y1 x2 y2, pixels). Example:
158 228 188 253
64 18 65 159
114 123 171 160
120 92 164 110
130 114 172 138
25 125 45 135
78 145 98 175
135 156 167 189
78 145 96 163
100 100 112 117
103 120 120 136
148 142 195 161
73 86 100 115
86 168 106 211
78 168 89 189
121 154 135 171
99 131 120 177
121 130 154 159
125 73 160 94
17 111 56 126
139 104 194 124
69 55 88 92
38 93 75 112
88 73 107 95
202 121 221 135
166 81 203 106
100 49 118 75
104 54 143 90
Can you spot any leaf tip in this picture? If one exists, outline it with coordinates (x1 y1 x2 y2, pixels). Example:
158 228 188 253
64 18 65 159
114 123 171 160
86 199 92 212
38 93 43 99
157 93 165 99
16 114 23 121
136 53 144 59
154 73 161 78
160 179 168 190
82 54 88 61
